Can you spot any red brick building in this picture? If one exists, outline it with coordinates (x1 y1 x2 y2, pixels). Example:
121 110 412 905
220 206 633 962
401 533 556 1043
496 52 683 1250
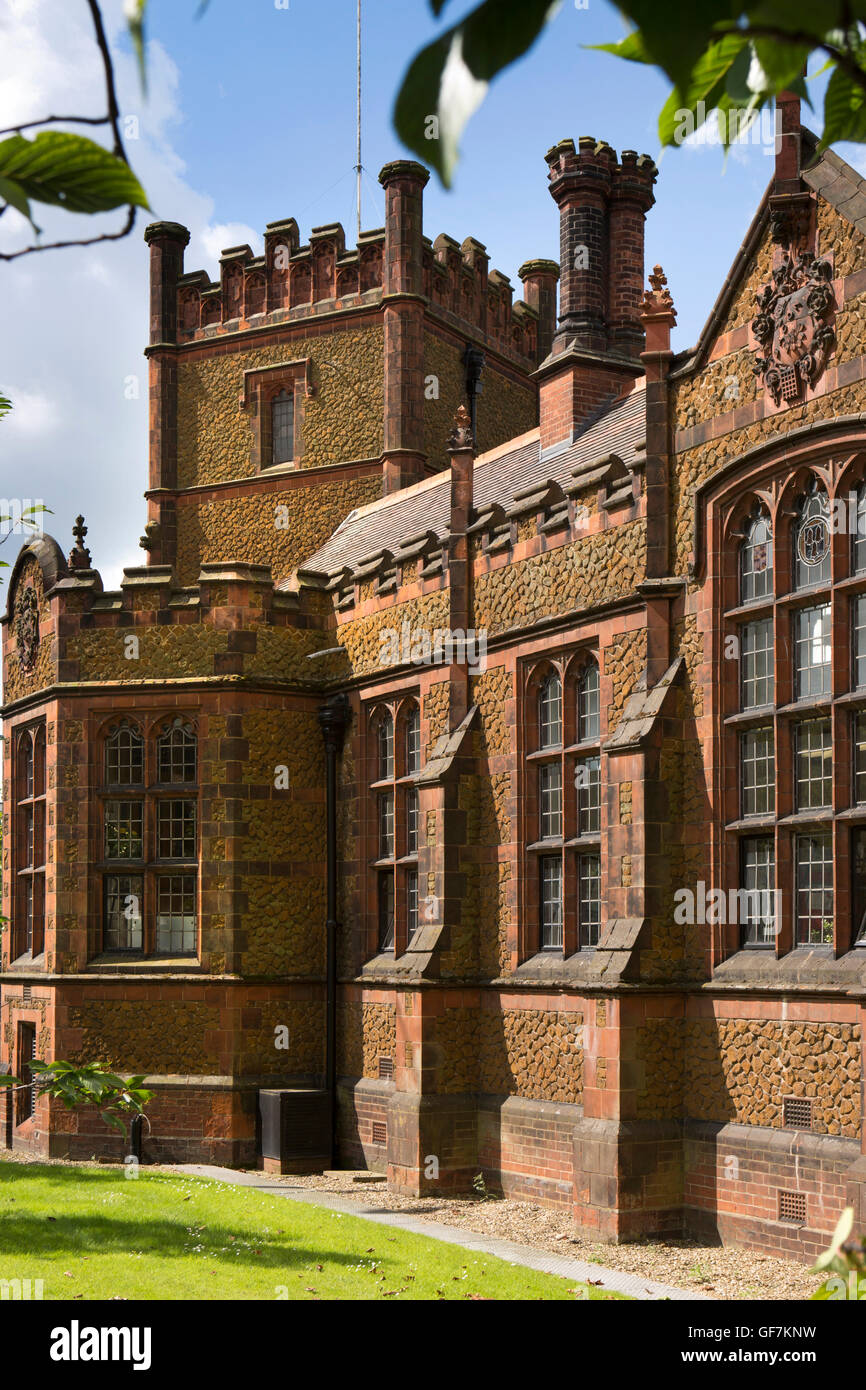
4 96 866 1260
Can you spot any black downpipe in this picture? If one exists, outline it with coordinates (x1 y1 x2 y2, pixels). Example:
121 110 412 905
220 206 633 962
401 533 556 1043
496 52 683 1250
463 345 485 443
318 693 349 1168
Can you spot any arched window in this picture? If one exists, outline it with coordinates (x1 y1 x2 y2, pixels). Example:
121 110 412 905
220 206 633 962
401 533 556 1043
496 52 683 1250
577 660 600 742
377 710 394 781
157 719 197 784
538 672 562 749
793 482 831 589
529 656 601 957
271 388 294 465
406 706 421 776
722 468 866 955
740 509 773 603
854 483 866 574
105 720 144 786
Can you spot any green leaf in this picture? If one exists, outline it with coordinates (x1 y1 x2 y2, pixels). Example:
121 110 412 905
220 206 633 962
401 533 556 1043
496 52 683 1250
819 61 866 151
0 132 149 216
615 0 736 91
393 0 557 186
587 30 655 65
0 175 38 229
0 1075 18 1088
126 0 148 96
0 394 12 420
751 37 811 92
657 33 748 147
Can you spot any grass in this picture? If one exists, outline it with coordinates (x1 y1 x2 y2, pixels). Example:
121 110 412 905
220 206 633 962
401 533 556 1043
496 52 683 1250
0 1162 626 1301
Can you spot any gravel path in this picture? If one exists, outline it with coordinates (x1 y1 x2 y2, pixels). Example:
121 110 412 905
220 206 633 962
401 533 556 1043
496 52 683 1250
247 1169 825 1302
0 1151 825 1301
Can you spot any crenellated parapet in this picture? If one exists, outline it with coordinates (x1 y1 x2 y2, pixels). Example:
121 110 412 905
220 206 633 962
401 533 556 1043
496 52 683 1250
0 530 348 710
168 174 548 367
176 219 387 336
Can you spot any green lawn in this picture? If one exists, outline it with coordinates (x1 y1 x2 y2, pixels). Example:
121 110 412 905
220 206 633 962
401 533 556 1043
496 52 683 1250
0 1162 624 1301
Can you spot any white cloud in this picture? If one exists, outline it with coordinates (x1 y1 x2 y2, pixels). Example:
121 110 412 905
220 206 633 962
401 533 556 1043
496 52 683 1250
0 0 242 591
198 222 263 271
1 387 61 437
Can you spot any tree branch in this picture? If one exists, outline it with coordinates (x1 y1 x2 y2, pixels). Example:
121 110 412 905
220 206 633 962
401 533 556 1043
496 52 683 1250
0 204 136 261
0 114 111 137
0 0 139 260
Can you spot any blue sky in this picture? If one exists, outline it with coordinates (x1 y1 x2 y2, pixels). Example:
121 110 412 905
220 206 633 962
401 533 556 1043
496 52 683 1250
143 0 780 348
0 0 859 593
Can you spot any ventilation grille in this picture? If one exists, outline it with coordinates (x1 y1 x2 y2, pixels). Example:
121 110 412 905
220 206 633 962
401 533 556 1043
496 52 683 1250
778 1190 807 1225
21 984 31 1002
783 1096 814 1130
378 1055 394 1081
371 1121 387 1146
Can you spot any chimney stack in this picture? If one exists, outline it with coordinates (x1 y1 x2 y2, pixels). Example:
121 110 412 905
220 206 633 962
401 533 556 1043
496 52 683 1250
536 138 657 452
519 259 560 364
379 160 430 494
143 221 190 569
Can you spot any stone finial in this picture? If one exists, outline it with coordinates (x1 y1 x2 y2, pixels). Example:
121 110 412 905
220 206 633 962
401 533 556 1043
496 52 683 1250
642 265 676 317
448 403 475 453
68 514 92 571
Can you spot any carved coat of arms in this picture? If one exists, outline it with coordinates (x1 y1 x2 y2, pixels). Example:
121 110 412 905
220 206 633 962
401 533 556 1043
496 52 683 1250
752 251 836 405
15 585 39 671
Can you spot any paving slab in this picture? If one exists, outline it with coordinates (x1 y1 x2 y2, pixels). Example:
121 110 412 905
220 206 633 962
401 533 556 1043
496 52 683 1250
166 1163 711 1302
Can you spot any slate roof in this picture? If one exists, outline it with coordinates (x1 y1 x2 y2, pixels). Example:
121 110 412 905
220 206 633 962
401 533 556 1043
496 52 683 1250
301 380 647 580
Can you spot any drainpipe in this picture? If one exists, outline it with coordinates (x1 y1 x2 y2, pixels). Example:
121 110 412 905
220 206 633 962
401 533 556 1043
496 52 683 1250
463 345 485 444
317 692 349 1167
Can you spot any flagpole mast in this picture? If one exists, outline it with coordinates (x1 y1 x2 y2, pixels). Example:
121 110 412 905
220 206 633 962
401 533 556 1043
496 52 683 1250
356 0 362 241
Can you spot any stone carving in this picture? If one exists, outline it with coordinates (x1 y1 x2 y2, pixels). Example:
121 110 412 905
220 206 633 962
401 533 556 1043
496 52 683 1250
15 585 39 670
448 402 474 452
68 514 91 571
752 251 836 405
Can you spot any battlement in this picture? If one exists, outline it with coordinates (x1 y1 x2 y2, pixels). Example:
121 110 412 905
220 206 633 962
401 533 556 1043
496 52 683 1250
165 162 550 366
544 136 657 198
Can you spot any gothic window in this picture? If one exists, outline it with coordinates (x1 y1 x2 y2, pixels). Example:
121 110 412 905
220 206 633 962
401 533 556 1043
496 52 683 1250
854 485 866 574
723 471 866 954
157 719 197 783
527 654 602 956
370 701 422 957
539 672 562 749
12 723 46 961
106 720 144 786
100 718 198 957
793 483 831 589
740 509 774 604
577 661 600 742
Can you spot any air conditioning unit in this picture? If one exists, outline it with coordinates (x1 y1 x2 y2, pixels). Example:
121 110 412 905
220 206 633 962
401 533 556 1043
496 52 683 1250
258 1088 330 1175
